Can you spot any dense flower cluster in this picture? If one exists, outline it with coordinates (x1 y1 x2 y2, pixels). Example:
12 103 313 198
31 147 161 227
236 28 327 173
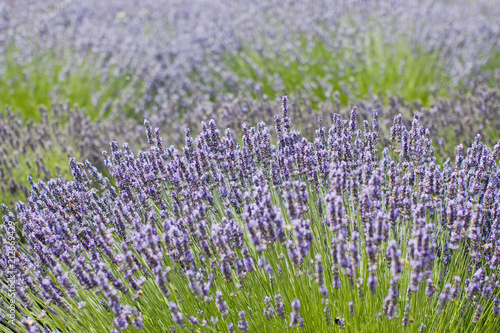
1 97 500 332
320 86 500 163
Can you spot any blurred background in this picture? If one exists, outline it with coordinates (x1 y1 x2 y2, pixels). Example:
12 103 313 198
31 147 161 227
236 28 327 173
1 0 499 205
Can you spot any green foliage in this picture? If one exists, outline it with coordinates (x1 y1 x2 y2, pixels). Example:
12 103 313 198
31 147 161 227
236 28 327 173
225 34 449 108
0 48 141 121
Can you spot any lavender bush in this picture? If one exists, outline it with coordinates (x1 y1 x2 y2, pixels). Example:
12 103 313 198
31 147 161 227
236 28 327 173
1 97 500 332
3 84 497 206
315 86 500 164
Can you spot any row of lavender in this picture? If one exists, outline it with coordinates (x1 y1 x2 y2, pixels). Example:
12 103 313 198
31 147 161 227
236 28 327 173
2 86 499 206
1 97 499 332
2 0 499 119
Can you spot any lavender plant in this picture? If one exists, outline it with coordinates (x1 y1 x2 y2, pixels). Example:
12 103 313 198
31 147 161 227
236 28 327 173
0 49 141 121
1 96 500 332
2 83 498 207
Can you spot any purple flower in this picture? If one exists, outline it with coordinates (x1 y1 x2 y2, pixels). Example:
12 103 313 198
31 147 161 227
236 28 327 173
169 302 185 328
238 311 249 332
289 298 303 328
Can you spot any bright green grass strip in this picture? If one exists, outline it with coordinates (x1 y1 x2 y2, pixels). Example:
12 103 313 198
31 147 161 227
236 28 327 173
0 48 141 121
225 34 450 108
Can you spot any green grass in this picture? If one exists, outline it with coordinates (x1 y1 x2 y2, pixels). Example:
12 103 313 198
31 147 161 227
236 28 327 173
0 48 141 121
225 33 450 108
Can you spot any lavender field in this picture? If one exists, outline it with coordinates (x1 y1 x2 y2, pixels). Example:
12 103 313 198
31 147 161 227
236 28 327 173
1 0 500 332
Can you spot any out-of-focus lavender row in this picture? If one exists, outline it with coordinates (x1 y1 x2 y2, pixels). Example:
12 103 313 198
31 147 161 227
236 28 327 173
1 0 499 119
